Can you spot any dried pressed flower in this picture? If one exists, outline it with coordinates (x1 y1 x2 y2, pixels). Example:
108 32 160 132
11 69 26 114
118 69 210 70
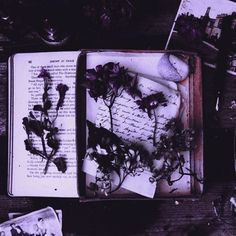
84 62 142 101
56 83 69 110
136 92 167 118
87 120 121 149
84 62 141 132
86 121 146 195
150 120 200 186
38 68 51 79
23 69 69 174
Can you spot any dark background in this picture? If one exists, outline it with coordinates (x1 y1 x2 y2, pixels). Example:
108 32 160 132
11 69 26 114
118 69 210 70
0 0 236 235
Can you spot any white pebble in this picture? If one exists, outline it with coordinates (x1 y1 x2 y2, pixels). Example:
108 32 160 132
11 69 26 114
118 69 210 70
158 53 189 82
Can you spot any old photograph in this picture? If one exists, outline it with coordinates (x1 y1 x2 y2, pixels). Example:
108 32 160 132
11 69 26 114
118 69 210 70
0 207 62 236
166 0 236 66
8 210 62 229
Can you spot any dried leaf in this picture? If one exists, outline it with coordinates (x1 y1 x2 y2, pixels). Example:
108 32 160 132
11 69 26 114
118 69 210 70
44 100 52 110
47 137 59 150
33 105 43 112
28 119 44 137
56 83 69 110
53 157 67 173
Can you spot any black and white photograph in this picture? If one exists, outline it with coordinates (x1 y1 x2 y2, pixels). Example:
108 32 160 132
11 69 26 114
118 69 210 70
166 0 236 129
227 19 236 75
0 207 62 236
166 0 236 66
8 210 62 229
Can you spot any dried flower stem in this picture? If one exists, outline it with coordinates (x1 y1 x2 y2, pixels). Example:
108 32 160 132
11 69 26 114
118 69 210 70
108 105 113 132
153 110 158 146
51 110 59 124
103 93 117 133
44 159 51 174
109 172 130 194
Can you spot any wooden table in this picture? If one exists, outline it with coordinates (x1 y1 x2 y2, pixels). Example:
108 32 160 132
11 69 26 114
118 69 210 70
0 0 236 235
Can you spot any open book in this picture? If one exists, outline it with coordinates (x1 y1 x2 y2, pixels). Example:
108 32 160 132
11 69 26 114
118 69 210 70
8 50 203 199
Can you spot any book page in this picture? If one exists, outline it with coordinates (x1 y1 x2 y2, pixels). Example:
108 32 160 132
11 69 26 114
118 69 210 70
84 52 192 197
9 51 79 197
